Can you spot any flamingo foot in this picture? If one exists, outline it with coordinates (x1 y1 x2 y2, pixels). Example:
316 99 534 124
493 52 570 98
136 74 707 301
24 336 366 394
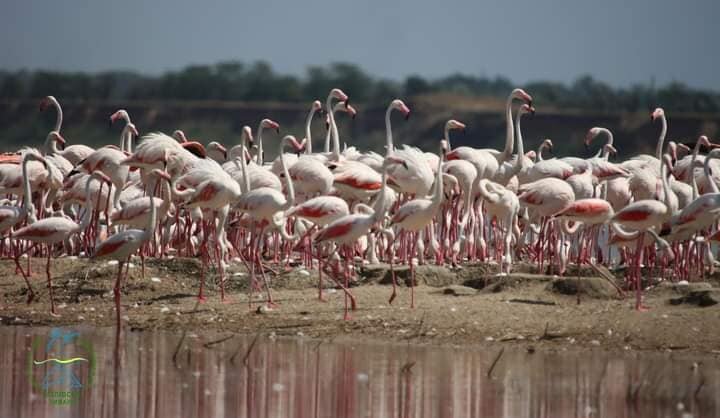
636 304 650 312
388 291 397 305
196 295 208 303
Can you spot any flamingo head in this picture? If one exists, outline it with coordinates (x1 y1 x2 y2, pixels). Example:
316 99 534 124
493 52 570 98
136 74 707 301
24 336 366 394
330 88 349 103
126 123 139 138
525 150 537 160
520 104 535 116
341 102 357 119
391 99 411 120
109 109 130 126
542 139 554 154
261 118 280 134
697 135 711 149
288 136 306 154
311 100 323 113
651 107 665 121
181 141 207 158
511 88 533 106
585 127 603 149
39 96 56 112
151 169 172 182
207 141 227 159
446 119 466 133
172 130 188 143
48 131 66 147
676 143 691 157
241 126 254 146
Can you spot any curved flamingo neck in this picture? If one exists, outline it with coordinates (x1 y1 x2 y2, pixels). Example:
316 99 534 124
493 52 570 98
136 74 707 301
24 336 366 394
689 141 706 198
50 97 63 132
239 134 251 193
21 155 41 223
326 95 341 160
44 135 60 155
514 111 526 172
279 138 295 209
655 114 667 161
304 107 319 155
255 123 266 165
500 94 515 161
537 142 548 162
384 104 395 155
598 129 614 160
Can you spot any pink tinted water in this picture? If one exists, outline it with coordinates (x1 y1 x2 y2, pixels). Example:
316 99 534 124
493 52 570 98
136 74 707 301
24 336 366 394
1 326 718 418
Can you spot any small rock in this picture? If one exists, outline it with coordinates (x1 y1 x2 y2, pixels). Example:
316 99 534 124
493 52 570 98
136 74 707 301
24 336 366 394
107 260 119 266
590 340 600 346
298 269 310 276
356 373 369 382
485 336 495 342
442 285 477 296
151 277 161 283
272 383 285 392
160 307 170 313
669 290 719 307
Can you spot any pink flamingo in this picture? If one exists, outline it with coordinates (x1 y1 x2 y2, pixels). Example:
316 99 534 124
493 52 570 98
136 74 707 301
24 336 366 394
235 131 297 306
388 141 446 306
39 96 95 165
611 151 675 310
315 158 395 320
11 171 110 314
93 169 170 327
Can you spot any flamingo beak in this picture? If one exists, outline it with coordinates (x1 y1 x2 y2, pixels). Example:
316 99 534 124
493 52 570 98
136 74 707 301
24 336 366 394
404 110 411 121
55 133 66 146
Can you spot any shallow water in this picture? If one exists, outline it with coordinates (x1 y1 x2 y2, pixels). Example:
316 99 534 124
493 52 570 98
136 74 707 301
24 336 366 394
0 326 717 418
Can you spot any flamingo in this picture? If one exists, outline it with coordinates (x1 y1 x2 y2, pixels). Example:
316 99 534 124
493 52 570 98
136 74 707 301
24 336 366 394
236 132 298 306
388 141 447 306
523 139 574 182
382 99 434 197
1 152 49 300
11 171 110 314
316 157 395 320
93 169 170 327
285 101 334 197
76 123 137 209
611 149 675 310
38 96 95 165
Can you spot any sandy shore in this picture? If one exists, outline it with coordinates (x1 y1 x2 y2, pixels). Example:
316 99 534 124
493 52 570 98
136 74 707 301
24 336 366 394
1 256 719 353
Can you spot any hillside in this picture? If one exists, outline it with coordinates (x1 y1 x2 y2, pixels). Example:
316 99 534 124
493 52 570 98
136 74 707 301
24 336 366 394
1 94 718 159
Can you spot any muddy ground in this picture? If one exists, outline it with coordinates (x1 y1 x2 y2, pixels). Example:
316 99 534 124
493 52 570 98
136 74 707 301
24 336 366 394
1 256 720 354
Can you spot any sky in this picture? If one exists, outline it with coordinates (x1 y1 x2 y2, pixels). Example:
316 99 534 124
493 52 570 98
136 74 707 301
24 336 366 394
2 0 718 89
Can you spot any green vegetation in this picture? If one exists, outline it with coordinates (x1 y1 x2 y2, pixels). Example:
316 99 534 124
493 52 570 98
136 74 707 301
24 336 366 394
2 61 719 112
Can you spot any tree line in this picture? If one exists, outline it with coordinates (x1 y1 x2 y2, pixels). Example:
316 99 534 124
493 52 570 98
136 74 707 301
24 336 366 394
1 61 718 113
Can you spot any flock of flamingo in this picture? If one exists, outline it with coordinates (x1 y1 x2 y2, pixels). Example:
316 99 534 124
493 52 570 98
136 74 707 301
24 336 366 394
2 88 719 326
